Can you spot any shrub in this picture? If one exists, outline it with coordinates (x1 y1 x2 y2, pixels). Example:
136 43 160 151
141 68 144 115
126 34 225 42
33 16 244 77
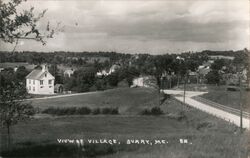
101 107 119 115
196 121 214 130
111 107 119 114
167 111 186 121
141 109 151 115
42 107 58 115
150 107 164 115
141 107 164 115
76 107 91 115
92 108 101 115
42 107 119 115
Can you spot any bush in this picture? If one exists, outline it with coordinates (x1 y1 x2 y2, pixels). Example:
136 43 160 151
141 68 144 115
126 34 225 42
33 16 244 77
102 107 119 115
141 107 164 115
196 121 214 130
92 108 101 115
227 87 238 91
141 109 151 115
76 107 91 115
150 107 164 115
42 107 119 115
167 111 186 121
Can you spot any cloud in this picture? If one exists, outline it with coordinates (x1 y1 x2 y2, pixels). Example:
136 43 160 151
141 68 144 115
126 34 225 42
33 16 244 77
1 0 249 54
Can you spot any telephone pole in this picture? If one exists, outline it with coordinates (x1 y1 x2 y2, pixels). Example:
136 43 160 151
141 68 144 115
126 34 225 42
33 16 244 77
184 74 187 104
239 74 243 133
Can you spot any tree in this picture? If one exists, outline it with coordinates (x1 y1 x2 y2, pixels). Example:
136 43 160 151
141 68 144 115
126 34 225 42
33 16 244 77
0 81 35 149
205 70 221 85
49 64 62 84
15 66 29 82
0 0 55 150
0 0 61 52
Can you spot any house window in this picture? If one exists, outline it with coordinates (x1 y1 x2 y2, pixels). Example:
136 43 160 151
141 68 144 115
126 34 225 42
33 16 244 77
33 87 35 91
48 80 52 85
45 73 47 77
29 79 31 84
33 80 35 85
40 80 43 85
29 86 31 90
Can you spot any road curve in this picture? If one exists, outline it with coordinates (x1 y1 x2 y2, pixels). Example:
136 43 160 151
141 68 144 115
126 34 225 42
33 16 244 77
163 90 250 129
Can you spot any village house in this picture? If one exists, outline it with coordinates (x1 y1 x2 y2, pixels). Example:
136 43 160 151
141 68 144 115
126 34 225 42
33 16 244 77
96 63 121 77
26 65 55 95
131 75 157 88
64 69 74 78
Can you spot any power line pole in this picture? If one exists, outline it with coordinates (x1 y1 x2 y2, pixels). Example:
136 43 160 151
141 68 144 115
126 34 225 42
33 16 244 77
239 74 243 133
184 73 187 104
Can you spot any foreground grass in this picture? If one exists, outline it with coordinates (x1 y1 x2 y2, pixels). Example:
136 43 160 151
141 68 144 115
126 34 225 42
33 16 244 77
1 88 249 158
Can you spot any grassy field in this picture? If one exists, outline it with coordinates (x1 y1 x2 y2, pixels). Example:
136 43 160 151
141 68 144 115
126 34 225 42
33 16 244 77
30 88 159 114
0 62 36 70
1 87 249 158
199 86 250 112
174 84 250 112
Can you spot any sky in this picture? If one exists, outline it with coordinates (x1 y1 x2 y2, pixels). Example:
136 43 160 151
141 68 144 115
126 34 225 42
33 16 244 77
0 0 249 54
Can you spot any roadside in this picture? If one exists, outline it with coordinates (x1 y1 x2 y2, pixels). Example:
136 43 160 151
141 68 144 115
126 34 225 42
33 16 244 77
163 89 250 129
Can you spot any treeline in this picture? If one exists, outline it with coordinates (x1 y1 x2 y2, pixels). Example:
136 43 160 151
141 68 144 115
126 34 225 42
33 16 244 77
62 66 140 92
0 49 249 92
0 51 131 66
0 49 248 65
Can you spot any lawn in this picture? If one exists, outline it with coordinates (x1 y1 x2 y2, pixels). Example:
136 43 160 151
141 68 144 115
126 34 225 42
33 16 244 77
1 87 249 158
199 86 250 112
0 62 36 70
174 84 250 112
30 88 159 114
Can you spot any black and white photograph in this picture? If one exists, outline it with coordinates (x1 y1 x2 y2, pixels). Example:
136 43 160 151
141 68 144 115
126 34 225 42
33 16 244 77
0 0 249 157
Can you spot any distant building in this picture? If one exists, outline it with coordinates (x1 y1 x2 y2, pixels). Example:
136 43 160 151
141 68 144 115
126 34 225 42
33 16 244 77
96 64 121 77
64 69 74 77
131 76 157 88
96 70 109 77
26 65 55 95
209 55 235 60
108 64 121 74
14 66 18 72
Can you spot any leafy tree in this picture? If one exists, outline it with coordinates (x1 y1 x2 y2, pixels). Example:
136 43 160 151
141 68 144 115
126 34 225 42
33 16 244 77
205 70 221 85
49 64 62 84
211 59 226 71
107 72 119 87
15 66 29 82
0 0 61 52
65 67 97 92
0 0 56 150
0 81 35 149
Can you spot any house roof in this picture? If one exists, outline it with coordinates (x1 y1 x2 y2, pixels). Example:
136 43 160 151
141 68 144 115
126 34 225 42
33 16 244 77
64 69 74 74
26 68 54 80
198 67 211 75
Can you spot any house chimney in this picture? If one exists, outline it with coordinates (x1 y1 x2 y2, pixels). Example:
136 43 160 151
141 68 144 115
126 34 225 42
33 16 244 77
42 65 48 72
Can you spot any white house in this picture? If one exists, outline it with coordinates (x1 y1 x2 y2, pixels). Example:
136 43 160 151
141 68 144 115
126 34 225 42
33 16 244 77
96 64 121 77
64 69 74 78
131 76 157 88
26 65 55 95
